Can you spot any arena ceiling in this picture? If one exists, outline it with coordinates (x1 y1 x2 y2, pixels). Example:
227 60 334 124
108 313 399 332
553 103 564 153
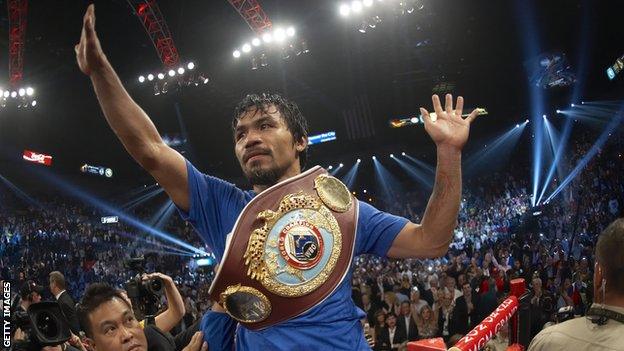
0 0 621 193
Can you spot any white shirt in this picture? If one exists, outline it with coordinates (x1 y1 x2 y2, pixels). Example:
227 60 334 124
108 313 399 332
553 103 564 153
388 326 396 344
404 315 411 335
54 290 66 300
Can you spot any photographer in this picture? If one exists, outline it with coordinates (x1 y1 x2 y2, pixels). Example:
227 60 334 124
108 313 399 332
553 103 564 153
528 218 624 350
77 283 206 351
121 272 186 333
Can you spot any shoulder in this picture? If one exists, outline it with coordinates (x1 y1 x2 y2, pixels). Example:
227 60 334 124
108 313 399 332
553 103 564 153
529 318 591 350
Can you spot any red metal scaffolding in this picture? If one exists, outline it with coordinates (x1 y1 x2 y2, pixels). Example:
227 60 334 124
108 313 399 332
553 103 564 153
128 0 180 68
8 0 28 86
227 0 272 34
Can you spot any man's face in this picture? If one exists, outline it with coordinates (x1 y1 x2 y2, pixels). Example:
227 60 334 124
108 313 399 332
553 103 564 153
462 283 471 297
234 105 305 186
386 315 397 328
32 292 42 303
400 303 410 316
87 297 147 351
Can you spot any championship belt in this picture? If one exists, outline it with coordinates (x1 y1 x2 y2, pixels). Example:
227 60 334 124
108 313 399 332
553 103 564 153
209 166 358 330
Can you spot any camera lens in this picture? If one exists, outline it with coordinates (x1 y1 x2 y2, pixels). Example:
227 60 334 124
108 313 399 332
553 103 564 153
36 311 59 338
146 278 163 295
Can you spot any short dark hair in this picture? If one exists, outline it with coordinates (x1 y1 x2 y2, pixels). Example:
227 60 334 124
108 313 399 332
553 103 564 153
595 218 624 294
49 271 66 290
232 93 309 169
77 283 131 337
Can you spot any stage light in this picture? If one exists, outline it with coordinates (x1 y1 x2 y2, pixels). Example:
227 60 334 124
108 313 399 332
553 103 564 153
352 1 363 12
340 163 344 167
363 189 367 193
168 69 176 77
157 73 165 79
31 100 37 107
516 124 520 128
410 117 418 123
3 91 9 98
357 158 361 163
233 50 241 58
525 119 529 123
570 103 575 107
402 152 406 156
286 27 295 37
358 22 367 33
274 28 286 42
542 114 547 118
26 87 34 96
262 33 273 43
339 3 351 16
372 156 376 160
177 67 184 75
11 91 17 98
252 38 261 46
242 43 251 53
147 74 154 81
187 62 195 70
18 88 25 97
363 0 373 7
138 75 145 83
556 110 561 114
390 154 394 158
328 165 333 170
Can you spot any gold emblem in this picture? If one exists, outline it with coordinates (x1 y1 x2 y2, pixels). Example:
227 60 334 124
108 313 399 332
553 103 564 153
243 191 342 297
220 284 271 323
314 174 352 213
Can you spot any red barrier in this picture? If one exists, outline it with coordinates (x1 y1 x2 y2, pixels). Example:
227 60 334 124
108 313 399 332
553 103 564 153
448 296 518 351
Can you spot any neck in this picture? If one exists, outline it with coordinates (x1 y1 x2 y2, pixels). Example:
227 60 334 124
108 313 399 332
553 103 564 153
252 164 301 194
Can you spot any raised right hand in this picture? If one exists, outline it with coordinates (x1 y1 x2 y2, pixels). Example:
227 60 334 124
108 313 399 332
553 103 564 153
75 4 108 76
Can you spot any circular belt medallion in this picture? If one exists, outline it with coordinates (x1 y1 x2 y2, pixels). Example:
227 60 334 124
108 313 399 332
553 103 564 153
244 192 342 298
278 220 324 270
314 174 352 213
220 284 271 323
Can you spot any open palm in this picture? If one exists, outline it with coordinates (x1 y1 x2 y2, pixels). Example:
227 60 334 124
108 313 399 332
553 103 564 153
421 94 478 150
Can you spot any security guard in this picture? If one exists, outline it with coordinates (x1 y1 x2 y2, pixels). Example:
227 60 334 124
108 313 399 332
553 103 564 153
528 218 624 351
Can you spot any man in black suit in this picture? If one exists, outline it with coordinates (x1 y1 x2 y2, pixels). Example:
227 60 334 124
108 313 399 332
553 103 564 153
375 313 407 351
49 271 80 333
397 301 419 342
452 282 479 335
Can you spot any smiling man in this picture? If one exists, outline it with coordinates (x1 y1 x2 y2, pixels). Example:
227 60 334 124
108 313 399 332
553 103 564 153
76 4 479 350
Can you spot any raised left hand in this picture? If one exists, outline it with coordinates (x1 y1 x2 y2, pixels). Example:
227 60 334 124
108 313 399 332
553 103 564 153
420 94 479 151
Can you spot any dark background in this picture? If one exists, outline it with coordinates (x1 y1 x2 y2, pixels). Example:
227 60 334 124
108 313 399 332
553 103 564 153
0 0 622 197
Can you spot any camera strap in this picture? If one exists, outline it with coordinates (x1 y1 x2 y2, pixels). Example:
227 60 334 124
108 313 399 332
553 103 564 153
586 307 624 325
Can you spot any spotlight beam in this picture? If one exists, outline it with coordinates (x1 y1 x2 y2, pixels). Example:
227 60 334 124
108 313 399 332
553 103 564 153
464 123 526 176
30 166 207 255
122 187 164 210
392 157 433 189
0 173 44 209
112 229 195 255
544 108 623 203
401 154 435 174
537 117 571 204
373 157 404 201
341 161 360 189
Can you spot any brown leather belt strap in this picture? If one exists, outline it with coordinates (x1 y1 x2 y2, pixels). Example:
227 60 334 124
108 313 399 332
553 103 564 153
209 166 358 330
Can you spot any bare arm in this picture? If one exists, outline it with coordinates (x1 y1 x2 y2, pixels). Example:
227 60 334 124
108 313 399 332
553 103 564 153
388 94 478 259
75 5 189 210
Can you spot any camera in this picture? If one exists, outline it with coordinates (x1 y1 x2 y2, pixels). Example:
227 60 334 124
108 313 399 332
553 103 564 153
555 305 575 323
124 257 164 324
11 302 71 351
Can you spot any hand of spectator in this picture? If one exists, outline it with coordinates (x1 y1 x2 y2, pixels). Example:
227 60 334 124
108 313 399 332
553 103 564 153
182 331 208 351
69 332 88 351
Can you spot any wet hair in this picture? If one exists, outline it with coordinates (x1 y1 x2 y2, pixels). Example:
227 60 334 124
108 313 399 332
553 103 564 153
595 218 624 294
77 283 132 338
232 93 309 169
